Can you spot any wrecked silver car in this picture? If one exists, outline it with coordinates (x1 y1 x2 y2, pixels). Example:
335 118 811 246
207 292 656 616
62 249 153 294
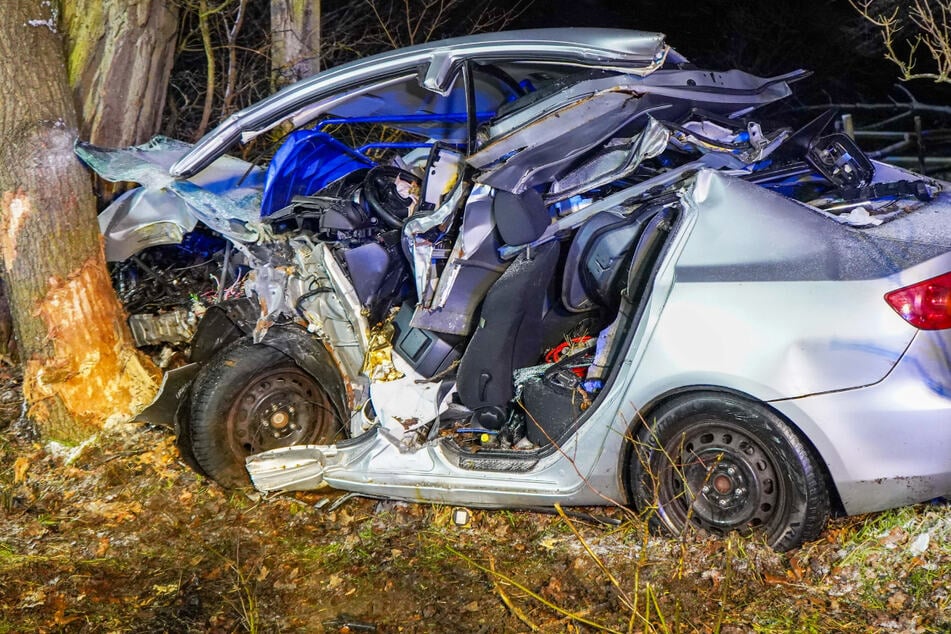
77 28 951 550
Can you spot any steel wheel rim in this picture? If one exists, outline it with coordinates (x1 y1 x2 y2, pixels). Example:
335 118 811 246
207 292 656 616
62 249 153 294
225 367 334 459
655 419 786 537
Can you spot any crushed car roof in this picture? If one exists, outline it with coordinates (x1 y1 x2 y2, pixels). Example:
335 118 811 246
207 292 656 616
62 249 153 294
170 28 672 179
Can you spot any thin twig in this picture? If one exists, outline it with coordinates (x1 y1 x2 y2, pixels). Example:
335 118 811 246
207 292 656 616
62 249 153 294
222 0 249 118
489 555 538 631
446 546 622 633
195 0 216 139
554 503 636 613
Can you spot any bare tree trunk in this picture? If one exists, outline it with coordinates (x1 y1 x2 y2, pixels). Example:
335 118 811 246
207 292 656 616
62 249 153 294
62 0 179 147
271 0 320 87
0 0 158 442
0 279 15 364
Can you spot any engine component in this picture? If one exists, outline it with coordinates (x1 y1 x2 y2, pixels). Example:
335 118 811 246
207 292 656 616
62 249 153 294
128 307 199 347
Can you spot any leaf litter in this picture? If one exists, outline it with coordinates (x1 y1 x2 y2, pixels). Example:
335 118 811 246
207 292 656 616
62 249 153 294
0 371 947 632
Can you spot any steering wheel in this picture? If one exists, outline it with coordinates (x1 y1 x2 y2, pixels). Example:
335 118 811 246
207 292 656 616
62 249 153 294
362 165 422 229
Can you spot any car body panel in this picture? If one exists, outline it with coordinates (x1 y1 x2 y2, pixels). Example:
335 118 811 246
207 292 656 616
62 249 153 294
245 171 951 515
76 28 951 537
77 137 263 259
771 323 951 514
630 170 922 402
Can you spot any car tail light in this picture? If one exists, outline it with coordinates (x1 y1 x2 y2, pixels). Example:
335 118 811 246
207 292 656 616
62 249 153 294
885 271 951 330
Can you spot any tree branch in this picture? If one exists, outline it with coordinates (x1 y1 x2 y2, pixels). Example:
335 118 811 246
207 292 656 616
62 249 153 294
851 0 951 84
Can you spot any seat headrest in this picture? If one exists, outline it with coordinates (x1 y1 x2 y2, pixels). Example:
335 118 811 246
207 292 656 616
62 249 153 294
492 189 550 246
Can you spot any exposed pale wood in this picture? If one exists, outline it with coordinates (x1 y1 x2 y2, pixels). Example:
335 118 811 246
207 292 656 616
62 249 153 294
0 0 158 441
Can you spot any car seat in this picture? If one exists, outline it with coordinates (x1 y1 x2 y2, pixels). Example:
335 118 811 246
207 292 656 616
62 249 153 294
455 240 561 429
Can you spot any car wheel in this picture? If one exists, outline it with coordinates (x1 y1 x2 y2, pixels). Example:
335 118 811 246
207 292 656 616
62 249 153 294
173 388 209 478
629 393 830 551
186 338 343 488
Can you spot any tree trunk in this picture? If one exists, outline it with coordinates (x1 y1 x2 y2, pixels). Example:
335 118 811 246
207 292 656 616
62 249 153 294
62 0 179 147
0 0 158 442
272 0 321 87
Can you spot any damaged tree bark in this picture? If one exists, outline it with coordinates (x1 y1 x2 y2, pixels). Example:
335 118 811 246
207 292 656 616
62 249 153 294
0 0 158 442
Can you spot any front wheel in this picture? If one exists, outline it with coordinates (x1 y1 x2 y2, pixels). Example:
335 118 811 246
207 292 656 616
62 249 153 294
185 338 344 487
629 393 830 551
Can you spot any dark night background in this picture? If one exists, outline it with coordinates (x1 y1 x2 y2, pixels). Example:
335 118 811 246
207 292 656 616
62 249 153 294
508 0 945 106
168 1 950 153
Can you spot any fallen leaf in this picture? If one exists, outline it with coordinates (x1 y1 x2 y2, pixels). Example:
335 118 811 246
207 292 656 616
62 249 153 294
788 553 805 580
18 588 46 608
878 526 907 547
702 569 723 589
763 573 793 586
51 593 80 626
152 583 179 596
541 576 566 603
887 591 910 611
86 500 143 523
13 456 29 483
538 536 561 551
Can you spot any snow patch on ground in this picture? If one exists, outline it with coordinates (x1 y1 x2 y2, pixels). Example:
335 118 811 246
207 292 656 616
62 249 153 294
45 435 96 466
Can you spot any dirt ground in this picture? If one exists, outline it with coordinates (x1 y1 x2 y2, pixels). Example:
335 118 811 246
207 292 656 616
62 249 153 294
0 368 948 633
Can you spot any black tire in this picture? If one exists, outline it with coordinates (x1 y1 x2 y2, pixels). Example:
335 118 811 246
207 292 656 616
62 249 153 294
186 338 343 488
173 388 209 478
629 393 830 551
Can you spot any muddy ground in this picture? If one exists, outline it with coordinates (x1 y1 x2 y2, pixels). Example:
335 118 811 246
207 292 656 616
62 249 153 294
0 368 948 633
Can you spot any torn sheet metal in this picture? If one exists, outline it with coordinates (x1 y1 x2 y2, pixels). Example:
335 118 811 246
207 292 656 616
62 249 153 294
498 152 742 260
410 185 507 335
281 237 370 382
403 179 469 305
469 69 805 194
76 137 265 260
548 117 670 203
470 76 653 194
667 120 789 164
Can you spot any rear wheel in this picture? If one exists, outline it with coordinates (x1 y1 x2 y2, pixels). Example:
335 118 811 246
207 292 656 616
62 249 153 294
186 338 343 487
629 393 830 551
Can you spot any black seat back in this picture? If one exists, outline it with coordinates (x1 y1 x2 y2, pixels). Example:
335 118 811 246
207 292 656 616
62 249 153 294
563 210 653 313
456 241 560 426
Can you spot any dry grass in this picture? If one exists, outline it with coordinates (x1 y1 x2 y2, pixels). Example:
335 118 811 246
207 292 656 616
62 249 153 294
0 416 946 632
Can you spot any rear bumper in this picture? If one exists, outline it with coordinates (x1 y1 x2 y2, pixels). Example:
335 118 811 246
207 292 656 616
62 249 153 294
771 329 951 515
